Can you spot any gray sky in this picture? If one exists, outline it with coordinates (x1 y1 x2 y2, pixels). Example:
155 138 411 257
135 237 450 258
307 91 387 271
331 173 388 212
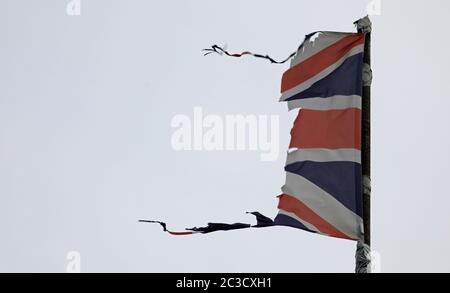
1 0 450 272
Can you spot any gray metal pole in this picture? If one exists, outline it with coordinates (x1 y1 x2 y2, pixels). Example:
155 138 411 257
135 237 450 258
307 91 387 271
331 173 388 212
355 16 372 273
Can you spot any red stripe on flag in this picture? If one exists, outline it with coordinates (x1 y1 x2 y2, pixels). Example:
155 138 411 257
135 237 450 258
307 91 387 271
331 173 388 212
281 34 365 93
289 108 361 150
278 194 354 240
168 231 194 236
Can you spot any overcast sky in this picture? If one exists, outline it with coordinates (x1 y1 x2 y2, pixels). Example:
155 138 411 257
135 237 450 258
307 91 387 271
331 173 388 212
1 0 450 272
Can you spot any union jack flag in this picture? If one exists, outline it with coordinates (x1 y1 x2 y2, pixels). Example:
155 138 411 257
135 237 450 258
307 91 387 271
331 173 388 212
276 32 365 240
143 30 367 242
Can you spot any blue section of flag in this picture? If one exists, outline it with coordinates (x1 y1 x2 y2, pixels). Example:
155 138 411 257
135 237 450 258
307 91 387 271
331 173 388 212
285 161 362 217
286 53 363 101
274 213 317 233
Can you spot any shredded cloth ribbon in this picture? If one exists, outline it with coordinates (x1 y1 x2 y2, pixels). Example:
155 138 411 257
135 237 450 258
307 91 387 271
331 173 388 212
202 45 296 64
202 32 318 64
139 212 274 235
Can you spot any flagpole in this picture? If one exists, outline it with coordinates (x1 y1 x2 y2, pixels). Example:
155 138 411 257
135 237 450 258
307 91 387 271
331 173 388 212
355 16 372 273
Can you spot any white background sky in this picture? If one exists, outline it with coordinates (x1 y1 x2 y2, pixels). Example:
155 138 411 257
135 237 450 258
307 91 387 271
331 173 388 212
1 0 450 273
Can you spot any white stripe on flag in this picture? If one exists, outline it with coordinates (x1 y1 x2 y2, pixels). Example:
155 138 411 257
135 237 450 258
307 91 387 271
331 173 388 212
286 148 361 165
287 95 361 111
290 32 351 67
280 44 364 102
282 172 363 240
